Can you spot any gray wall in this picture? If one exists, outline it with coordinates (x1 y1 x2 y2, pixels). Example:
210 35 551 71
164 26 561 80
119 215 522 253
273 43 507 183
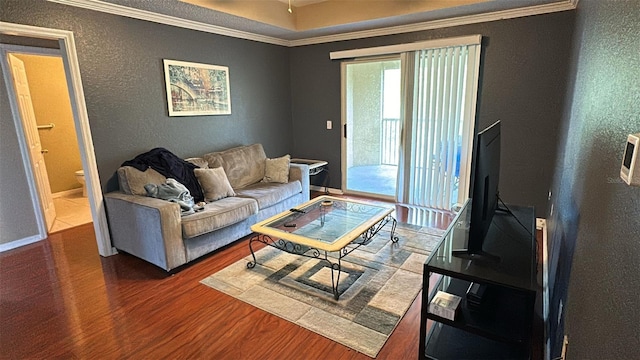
1 0 292 194
290 11 576 216
0 0 292 246
547 0 640 358
1 3 575 236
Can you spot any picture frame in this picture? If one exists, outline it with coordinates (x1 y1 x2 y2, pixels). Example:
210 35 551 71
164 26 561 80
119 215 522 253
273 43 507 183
163 59 231 116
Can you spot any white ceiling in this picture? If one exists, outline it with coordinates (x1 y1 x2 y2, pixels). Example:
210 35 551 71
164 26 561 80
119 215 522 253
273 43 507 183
51 0 576 46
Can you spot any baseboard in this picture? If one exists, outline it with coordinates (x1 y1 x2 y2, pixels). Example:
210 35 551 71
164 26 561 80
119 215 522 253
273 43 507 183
0 234 45 253
53 187 83 198
310 185 343 195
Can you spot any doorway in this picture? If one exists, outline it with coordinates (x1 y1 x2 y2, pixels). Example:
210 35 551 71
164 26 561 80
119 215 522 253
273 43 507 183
8 50 92 233
341 57 401 200
0 22 113 256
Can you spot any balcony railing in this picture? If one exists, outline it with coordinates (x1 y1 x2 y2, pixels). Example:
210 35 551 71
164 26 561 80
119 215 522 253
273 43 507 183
381 117 400 165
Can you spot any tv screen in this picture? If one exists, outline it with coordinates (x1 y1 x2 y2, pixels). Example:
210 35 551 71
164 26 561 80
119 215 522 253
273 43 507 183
623 141 634 170
454 120 501 261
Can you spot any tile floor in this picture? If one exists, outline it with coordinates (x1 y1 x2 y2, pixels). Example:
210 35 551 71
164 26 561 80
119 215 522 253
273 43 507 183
50 190 93 233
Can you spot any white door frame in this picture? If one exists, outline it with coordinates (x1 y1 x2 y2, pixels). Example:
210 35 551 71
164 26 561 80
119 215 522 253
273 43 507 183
0 21 115 257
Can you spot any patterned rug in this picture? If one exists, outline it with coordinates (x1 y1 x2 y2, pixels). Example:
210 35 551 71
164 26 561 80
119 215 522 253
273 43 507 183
200 221 444 358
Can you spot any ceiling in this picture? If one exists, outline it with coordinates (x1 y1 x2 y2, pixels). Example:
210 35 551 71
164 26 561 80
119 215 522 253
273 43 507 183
53 0 576 45
181 0 496 32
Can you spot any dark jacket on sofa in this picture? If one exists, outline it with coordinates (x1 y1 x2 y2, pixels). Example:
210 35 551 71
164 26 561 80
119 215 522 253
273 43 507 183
122 147 204 202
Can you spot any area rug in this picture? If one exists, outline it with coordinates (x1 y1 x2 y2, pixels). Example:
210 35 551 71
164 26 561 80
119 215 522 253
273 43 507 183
200 221 444 358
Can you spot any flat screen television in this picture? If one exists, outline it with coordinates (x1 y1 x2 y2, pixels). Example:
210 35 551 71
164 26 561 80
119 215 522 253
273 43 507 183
453 120 502 262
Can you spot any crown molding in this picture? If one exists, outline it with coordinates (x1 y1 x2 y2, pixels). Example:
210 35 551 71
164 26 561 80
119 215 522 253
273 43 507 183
47 0 290 46
48 0 578 48
291 0 578 46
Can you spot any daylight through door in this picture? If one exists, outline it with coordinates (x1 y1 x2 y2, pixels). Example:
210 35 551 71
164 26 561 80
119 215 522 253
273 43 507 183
342 57 401 199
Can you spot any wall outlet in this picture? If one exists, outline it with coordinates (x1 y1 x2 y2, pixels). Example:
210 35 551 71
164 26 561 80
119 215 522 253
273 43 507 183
326 120 332 130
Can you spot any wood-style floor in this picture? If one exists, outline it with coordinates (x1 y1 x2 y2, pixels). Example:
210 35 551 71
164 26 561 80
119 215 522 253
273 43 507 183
0 197 541 359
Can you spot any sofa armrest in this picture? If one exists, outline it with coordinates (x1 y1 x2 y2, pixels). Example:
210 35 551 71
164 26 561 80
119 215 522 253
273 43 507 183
289 163 310 202
104 192 186 271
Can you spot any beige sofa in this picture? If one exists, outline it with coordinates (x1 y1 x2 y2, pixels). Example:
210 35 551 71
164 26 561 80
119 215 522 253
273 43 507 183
104 144 310 271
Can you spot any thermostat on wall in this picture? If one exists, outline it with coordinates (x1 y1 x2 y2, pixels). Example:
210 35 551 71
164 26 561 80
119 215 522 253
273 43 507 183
620 133 640 186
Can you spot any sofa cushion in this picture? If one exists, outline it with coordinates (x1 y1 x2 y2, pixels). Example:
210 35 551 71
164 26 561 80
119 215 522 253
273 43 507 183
194 167 236 202
184 157 209 169
203 144 266 189
117 166 167 196
181 197 258 239
235 180 302 210
263 154 290 183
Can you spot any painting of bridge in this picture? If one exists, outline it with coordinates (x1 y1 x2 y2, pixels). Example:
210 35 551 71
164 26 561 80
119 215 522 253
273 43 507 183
163 59 231 116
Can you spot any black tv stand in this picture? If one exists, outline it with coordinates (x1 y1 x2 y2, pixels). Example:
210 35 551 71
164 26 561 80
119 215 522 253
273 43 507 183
420 199 537 359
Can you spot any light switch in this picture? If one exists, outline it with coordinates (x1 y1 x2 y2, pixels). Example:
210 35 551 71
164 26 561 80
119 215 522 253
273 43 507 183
326 120 332 130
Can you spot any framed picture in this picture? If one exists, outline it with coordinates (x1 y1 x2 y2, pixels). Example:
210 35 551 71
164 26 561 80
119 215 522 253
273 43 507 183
163 59 231 116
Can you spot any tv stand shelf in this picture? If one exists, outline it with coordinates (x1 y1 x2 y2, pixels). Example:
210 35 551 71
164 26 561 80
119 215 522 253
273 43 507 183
420 199 537 359
430 276 532 344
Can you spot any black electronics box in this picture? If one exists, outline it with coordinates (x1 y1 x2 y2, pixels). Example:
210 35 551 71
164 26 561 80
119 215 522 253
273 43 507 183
466 282 487 309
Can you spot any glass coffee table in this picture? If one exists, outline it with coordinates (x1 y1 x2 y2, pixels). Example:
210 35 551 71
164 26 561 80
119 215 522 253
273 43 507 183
248 195 397 300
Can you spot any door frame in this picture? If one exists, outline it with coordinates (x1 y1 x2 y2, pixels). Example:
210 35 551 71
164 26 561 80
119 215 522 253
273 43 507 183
0 22 114 257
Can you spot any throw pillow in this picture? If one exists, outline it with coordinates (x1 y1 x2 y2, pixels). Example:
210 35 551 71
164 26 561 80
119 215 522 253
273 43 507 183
117 166 167 196
194 167 236 202
263 154 290 183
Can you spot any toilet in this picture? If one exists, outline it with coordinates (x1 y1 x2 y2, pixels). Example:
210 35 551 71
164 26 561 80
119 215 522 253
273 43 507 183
74 170 87 197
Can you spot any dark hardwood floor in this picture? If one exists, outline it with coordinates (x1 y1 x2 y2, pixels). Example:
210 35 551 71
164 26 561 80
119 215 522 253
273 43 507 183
0 196 541 359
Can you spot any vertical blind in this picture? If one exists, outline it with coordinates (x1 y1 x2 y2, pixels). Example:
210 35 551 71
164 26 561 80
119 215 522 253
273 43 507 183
398 41 481 210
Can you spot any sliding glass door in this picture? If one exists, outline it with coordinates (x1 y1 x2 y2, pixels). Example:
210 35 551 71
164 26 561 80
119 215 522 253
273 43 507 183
339 36 481 210
341 57 401 199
